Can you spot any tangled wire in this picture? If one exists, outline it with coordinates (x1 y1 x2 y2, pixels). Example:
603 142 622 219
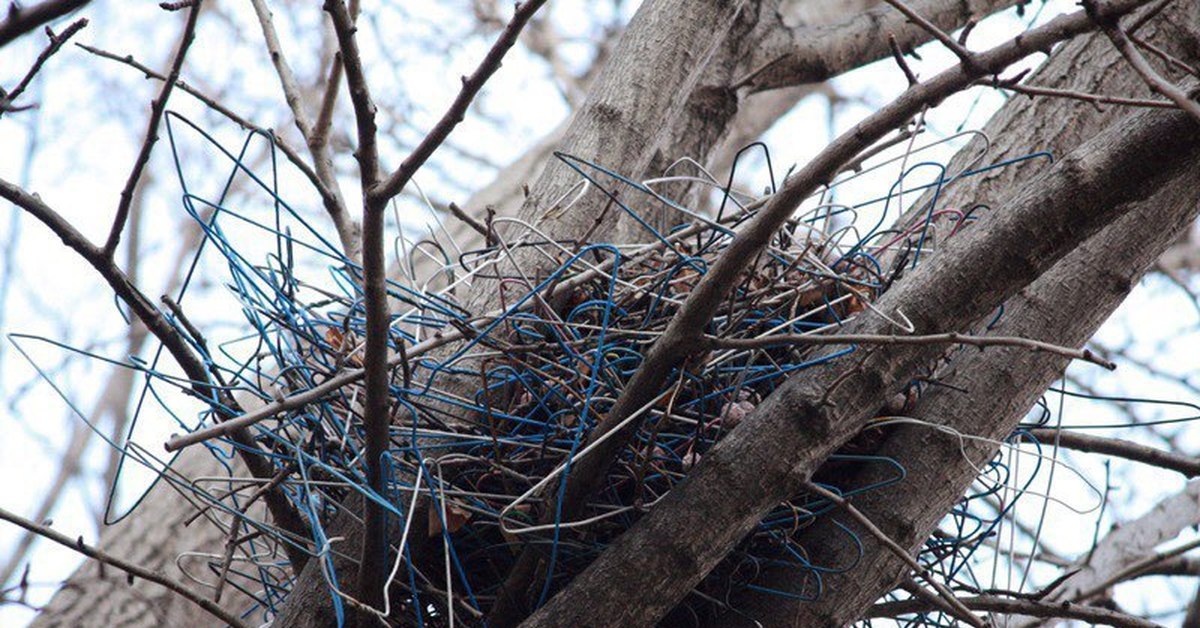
16 112 1064 626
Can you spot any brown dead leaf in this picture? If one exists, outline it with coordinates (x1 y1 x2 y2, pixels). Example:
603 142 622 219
428 502 472 537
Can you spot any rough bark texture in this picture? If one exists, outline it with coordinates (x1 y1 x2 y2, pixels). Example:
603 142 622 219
520 95 1200 627
722 145 1200 627
23 0 1155 625
435 0 1020 283
493 0 751 252
713 2 1200 624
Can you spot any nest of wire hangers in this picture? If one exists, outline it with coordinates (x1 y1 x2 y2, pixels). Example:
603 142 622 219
159 124 1026 625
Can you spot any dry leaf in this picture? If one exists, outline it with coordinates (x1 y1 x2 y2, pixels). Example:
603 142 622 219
428 502 472 537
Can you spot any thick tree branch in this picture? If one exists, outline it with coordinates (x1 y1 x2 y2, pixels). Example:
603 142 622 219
0 0 87 48
521 15 1187 626
520 6 1161 622
723 94 1200 628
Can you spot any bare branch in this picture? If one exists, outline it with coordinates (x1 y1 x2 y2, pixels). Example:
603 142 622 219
1030 429 1200 477
882 0 979 69
322 0 390 616
249 0 317 141
0 176 312 571
523 7 1164 624
0 505 251 628
325 0 549 616
76 42 338 220
0 18 87 115
806 482 985 627
870 595 1163 628
701 331 1116 369
981 75 1180 110
368 0 550 205
102 0 202 259
521 5 1191 619
746 0 1018 92
1087 0 1200 122
447 201 491 239
888 33 920 85
250 0 358 257
1025 481 1200 624
1130 32 1200 78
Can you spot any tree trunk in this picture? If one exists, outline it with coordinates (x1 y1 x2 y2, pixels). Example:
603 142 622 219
714 1 1200 624
26 0 1137 625
519 82 1200 625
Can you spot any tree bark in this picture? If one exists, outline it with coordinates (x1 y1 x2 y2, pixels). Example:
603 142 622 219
721 137 1200 627
520 78 1200 627
713 1 1200 624
22 0 1124 625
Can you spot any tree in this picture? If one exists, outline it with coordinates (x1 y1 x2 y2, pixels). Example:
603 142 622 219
3 0 1200 626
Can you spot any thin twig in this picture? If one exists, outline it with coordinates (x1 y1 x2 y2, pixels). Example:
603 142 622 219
325 0 549 617
0 176 312 572
870 594 1162 627
981 76 1178 110
1086 0 1200 123
75 42 334 210
250 0 357 257
368 0 551 205
1129 32 1200 78
102 0 202 259
161 294 209 353
888 33 920 86
1030 429 1200 477
446 201 491 238
0 18 87 115
882 0 979 70
0 505 251 628
899 578 977 622
701 331 1116 369
1075 536 1200 602
805 482 985 627
249 0 315 139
